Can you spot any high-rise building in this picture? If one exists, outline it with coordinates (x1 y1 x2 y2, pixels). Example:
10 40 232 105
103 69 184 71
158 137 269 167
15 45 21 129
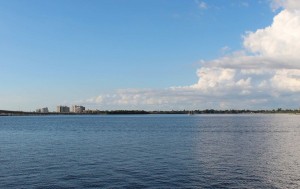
57 106 70 113
41 107 49 113
72 105 85 113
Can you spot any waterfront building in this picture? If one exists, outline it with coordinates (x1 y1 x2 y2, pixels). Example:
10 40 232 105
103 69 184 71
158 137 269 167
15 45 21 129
57 106 70 113
41 107 49 113
72 105 85 113
36 107 49 113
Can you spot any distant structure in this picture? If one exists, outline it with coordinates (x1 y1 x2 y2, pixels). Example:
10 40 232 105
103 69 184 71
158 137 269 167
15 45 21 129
83 109 100 114
57 106 70 113
36 107 49 113
72 105 85 113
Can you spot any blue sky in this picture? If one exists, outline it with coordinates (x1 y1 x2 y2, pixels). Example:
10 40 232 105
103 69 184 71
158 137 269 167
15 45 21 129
2 0 299 111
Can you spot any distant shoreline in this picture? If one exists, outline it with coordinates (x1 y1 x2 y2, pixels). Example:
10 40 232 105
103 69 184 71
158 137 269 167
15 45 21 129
1 109 299 116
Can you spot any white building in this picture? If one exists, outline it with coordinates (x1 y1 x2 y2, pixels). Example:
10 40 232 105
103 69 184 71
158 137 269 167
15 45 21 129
72 105 85 113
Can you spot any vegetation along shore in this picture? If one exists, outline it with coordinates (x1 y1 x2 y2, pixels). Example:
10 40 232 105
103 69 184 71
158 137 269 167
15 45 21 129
1 108 299 116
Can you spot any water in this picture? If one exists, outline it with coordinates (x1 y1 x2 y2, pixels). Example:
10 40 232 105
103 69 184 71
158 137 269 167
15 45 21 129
0 114 300 188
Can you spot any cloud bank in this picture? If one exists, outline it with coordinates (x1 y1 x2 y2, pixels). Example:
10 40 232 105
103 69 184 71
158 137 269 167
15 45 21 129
83 0 300 110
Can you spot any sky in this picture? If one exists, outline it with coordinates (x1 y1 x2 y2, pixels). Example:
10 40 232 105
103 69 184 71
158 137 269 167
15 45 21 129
1 0 299 111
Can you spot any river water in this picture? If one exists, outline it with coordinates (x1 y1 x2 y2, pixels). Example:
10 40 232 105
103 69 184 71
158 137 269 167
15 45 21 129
1 114 300 188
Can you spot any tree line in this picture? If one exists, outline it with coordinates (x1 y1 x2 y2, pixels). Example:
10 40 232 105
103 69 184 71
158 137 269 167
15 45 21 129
1 108 300 116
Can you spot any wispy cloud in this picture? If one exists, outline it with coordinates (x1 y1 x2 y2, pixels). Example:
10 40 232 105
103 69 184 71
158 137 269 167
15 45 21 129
231 1 250 8
241 2 249 7
195 0 208 10
220 46 231 55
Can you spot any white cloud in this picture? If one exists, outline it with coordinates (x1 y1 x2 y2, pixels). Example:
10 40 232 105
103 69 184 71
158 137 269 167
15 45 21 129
191 67 236 92
220 46 231 54
196 1 207 10
271 0 300 11
81 0 300 110
244 10 300 60
271 69 300 92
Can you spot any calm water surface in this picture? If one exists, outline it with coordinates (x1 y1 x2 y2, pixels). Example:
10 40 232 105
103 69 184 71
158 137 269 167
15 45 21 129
1 114 300 188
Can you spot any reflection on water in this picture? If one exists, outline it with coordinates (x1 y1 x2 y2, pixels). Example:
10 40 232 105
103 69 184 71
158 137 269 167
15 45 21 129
191 115 300 188
0 114 300 188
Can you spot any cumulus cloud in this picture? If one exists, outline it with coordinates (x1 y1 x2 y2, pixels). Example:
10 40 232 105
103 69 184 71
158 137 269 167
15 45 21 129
84 88 211 110
83 87 274 110
244 10 300 61
271 0 300 11
187 1 300 106
271 69 300 92
82 0 300 110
